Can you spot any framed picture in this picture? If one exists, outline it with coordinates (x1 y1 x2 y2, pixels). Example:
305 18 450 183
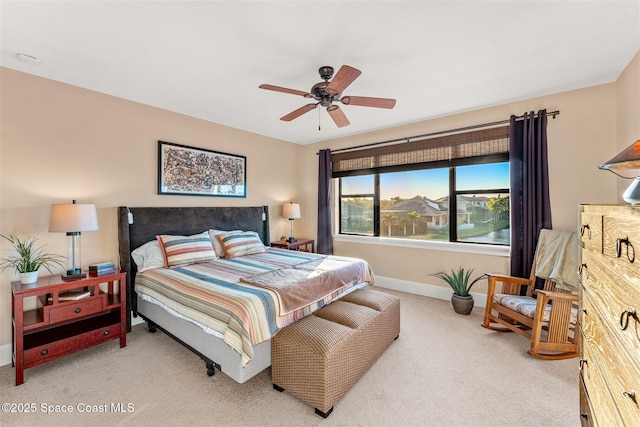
158 141 246 197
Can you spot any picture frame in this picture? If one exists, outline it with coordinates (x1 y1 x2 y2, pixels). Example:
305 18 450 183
158 141 246 198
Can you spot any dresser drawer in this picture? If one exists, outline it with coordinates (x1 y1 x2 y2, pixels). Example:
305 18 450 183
579 212 603 254
581 251 640 363
580 374 595 426
580 336 625 426
24 323 120 368
582 296 640 425
48 297 104 324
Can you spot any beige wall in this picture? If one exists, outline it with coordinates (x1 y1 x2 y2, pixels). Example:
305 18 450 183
615 50 640 199
297 51 640 294
0 68 300 346
1 50 638 349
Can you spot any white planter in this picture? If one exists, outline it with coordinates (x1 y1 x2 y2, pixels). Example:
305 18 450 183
19 271 39 284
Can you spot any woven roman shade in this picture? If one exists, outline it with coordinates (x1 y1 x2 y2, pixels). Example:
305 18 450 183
332 126 509 177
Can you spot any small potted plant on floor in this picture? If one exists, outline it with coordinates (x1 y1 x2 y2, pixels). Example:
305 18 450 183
430 267 486 315
0 234 66 284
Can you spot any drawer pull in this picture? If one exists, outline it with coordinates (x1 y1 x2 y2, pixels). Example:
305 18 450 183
580 224 591 239
620 309 638 330
578 263 589 279
40 349 48 356
103 330 110 336
579 358 588 371
616 236 635 263
623 390 637 402
74 307 82 314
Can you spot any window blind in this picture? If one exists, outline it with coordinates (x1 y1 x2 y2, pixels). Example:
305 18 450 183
331 126 509 177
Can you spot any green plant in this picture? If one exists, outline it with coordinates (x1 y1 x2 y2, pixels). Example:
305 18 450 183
430 267 486 297
0 234 66 274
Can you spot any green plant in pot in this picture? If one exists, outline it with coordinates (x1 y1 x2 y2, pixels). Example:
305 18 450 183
430 267 486 315
0 234 66 284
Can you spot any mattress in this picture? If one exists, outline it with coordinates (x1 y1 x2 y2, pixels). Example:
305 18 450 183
134 248 374 366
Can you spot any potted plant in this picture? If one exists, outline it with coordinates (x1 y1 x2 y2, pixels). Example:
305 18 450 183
430 267 486 315
0 234 66 284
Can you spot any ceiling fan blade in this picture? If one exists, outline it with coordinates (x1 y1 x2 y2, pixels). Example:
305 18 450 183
259 84 309 97
326 105 350 128
341 96 396 109
326 65 361 95
280 103 318 121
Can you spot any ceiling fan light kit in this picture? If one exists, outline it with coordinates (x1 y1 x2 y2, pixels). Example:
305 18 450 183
259 65 396 128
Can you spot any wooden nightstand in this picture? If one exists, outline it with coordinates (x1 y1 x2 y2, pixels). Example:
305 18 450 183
11 272 126 385
271 239 315 253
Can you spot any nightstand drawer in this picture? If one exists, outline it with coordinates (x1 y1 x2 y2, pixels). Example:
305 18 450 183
48 297 103 324
24 323 120 367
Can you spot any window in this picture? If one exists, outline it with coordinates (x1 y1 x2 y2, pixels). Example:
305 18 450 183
334 127 510 246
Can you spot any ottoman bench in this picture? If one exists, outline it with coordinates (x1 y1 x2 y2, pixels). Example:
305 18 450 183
271 288 400 417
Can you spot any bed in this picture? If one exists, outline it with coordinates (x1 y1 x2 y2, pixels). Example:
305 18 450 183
117 206 374 383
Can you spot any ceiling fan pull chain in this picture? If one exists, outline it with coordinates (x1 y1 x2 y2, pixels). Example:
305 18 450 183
318 106 321 131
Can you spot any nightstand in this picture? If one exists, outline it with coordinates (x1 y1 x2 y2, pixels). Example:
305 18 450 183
11 272 126 385
271 239 315 253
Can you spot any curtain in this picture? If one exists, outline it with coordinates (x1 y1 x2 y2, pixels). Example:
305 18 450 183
317 149 334 255
509 109 552 278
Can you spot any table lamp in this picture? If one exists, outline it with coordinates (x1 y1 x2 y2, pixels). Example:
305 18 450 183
49 200 99 280
282 202 301 243
599 140 640 204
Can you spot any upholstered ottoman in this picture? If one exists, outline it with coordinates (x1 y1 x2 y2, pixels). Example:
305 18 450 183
271 288 400 417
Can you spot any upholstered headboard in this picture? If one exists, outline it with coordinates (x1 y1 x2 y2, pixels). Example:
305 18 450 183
117 206 270 331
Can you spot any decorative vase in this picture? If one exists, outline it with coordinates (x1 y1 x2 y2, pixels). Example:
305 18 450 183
451 294 474 315
19 271 39 284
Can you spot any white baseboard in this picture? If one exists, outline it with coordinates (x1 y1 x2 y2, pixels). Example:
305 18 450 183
0 278 486 367
0 342 11 368
373 275 487 308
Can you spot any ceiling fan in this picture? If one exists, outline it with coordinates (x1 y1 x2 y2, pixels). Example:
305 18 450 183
259 65 396 128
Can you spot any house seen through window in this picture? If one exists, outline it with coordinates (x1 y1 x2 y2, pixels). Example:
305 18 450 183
339 163 510 245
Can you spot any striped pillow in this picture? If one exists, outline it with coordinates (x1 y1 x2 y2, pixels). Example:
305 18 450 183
216 231 266 258
157 231 217 267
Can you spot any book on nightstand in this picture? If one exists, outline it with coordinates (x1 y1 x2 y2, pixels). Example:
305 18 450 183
88 262 116 276
48 290 91 302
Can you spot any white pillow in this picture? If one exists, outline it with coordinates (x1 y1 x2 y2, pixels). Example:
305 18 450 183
131 240 166 272
208 229 241 258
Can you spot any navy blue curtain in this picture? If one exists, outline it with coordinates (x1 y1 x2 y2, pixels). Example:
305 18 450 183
509 110 552 278
317 149 334 255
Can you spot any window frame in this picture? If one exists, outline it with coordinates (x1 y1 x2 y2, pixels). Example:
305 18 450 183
337 152 510 245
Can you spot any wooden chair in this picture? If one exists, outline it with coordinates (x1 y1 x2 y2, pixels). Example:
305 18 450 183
481 259 579 360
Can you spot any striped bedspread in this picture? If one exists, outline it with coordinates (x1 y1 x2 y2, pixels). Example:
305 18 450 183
135 248 374 366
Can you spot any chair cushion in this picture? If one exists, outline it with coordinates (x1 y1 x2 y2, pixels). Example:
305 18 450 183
493 294 577 325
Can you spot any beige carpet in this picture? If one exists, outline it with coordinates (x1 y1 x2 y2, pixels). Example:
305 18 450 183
0 289 579 427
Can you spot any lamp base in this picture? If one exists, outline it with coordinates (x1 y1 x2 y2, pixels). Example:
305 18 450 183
62 272 86 282
623 177 640 204
288 237 297 243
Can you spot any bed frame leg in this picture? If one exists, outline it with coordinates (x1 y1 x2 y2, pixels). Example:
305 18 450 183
206 361 215 376
273 384 284 392
147 321 157 333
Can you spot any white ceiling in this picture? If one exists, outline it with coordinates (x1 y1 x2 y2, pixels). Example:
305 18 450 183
1 1 639 145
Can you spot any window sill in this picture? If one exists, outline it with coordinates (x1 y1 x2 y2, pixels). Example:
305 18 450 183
333 234 510 257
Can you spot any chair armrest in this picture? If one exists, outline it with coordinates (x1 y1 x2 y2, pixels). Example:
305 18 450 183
486 273 533 297
486 273 532 286
535 290 579 301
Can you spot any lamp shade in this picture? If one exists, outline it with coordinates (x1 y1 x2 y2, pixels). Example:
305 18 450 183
49 202 99 232
599 140 640 175
282 203 301 220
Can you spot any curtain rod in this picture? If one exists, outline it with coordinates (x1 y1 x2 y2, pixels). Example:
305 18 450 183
325 110 559 154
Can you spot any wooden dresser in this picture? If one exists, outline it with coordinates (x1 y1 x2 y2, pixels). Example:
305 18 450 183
578 204 640 426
